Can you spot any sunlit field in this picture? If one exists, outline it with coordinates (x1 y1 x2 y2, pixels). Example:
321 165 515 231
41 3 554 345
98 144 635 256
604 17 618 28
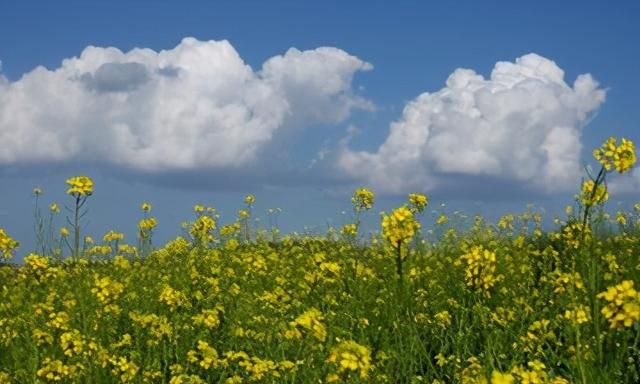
1 137 639 383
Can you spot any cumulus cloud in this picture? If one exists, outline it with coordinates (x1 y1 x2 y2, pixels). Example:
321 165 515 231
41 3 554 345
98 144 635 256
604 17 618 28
338 53 606 194
0 37 372 172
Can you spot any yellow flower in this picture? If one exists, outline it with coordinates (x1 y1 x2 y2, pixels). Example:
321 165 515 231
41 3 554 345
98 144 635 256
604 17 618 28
593 137 636 174
598 280 640 329
491 371 514 384
327 340 372 379
341 223 358 236
289 308 327 341
66 176 94 196
578 179 608 206
138 217 158 232
408 193 428 213
0 228 19 260
49 203 60 213
33 187 42 196
381 206 421 248
141 202 152 212
103 230 125 242
60 227 70 238
460 245 498 294
244 194 256 205
352 188 375 211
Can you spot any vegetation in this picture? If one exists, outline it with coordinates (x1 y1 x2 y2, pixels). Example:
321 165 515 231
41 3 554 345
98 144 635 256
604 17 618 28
0 136 639 383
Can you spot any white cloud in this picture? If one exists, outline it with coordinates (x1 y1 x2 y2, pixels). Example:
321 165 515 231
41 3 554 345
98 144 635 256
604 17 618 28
338 53 606 194
0 38 372 171
609 169 640 195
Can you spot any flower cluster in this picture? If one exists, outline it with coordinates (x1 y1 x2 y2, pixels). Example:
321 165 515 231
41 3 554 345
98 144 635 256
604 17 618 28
381 206 421 248
0 228 19 260
190 215 216 244
578 179 608 206
458 245 498 294
593 137 636 174
408 193 428 213
66 176 94 196
326 340 372 380
287 308 327 342
351 188 374 211
598 280 640 329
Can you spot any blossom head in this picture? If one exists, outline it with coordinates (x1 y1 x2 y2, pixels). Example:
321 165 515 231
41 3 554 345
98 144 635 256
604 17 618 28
578 179 608 206
60 227 70 238
66 176 94 196
381 205 421 247
49 203 60 213
408 193 428 213
141 202 152 213
244 194 256 205
352 188 375 211
0 228 19 260
593 137 636 174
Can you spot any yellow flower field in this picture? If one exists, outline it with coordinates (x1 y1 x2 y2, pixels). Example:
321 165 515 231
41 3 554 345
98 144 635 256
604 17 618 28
1 137 640 383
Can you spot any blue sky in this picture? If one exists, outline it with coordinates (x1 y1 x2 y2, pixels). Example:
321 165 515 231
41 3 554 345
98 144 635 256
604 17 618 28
1 1 640 256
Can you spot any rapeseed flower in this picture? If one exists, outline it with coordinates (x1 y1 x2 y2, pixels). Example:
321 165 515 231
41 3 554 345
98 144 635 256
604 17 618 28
593 137 636 174
66 176 93 196
0 228 19 260
327 340 373 379
352 188 374 211
408 193 428 213
598 280 640 329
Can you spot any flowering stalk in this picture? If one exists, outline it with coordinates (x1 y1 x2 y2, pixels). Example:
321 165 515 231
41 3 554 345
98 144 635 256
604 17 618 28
65 176 93 260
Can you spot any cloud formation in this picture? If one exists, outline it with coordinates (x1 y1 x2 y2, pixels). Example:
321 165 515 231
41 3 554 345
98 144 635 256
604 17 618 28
0 37 372 171
338 53 606 194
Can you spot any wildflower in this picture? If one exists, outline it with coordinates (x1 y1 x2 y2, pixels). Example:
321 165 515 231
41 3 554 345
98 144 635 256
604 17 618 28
60 227 70 238
139 217 158 233
187 340 220 370
192 307 223 329
193 205 205 213
436 214 448 225
66 176 93 196
289 308 327 341
352 188 375 211
564 305 591 325
190 215 216 244
598 280 640 329
49 203 60 213
434 310 451 328
459 245 498 294
91 275 125 305
141 202 152 212
593 137 636 174
408 193 428 213
341 223 358 236
497 214 514 230
159 284 189 310
244 194 256 205
491 371 514 384
37 358 83 381
327 340 373 379
0 228 19 260
33 187 42 196
381 206 420 248
238 209 250 219
578 180 608 206
103 230 125 242
109 356 139 382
